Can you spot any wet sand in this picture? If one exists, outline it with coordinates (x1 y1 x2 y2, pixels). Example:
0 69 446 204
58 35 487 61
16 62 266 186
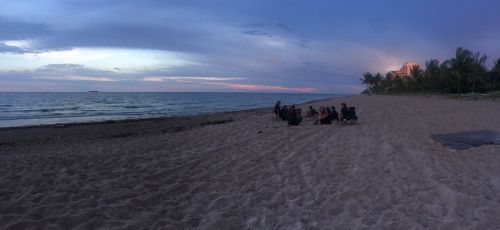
1 95 499 229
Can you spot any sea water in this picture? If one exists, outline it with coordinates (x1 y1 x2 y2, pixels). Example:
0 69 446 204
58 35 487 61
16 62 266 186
0 92 345 127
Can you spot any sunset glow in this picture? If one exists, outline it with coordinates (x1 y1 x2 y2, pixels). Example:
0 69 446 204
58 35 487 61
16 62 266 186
224 83 315 93
1 1 500 93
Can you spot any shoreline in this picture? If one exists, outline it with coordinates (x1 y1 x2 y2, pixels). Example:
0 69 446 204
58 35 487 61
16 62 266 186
0 95 349 131
367 92 499 100
0 95 351 150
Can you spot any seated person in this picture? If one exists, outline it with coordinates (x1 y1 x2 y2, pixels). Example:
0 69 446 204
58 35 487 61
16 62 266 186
339 103 348 121
314 107 330 125
321 107 332 125
348 107 358 122
339 103 358 123
330 106 339 122
279 105 288 121
307 106 319 118
287 106 302 126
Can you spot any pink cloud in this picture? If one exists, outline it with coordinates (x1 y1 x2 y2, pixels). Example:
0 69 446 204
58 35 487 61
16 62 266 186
223 83 315 93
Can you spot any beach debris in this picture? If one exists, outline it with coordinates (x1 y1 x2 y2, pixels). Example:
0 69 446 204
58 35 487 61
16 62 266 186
257 131 263 134
200 119 234 126
100 132 136 139
431 130 500 150
0 142 13 146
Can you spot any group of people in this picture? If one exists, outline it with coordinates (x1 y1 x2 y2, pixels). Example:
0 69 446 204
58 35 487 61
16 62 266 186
307 106 337 125
274 101 358 126
274 101 303 126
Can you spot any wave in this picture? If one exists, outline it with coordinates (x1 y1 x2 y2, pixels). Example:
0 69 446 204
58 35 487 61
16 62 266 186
0 92 342 127
7 107 81 113
124 105 155 109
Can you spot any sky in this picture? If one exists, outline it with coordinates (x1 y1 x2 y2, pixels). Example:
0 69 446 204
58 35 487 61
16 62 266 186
1 0 500 93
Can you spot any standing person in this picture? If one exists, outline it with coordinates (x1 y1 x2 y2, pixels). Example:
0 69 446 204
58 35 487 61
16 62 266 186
274 101 281 120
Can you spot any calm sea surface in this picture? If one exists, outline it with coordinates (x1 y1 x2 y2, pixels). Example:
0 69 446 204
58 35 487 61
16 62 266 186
0 92 345 127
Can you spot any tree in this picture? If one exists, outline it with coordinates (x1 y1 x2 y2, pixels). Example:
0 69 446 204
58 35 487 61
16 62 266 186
361 47 499 94
373 73 384 92
445 47 483 93
425 59 440 92
410 65 424 91
360 72 384 93
489 58 500 91
360 72 375 93
384 72 395 93
439 61 454 93
471 51 488 92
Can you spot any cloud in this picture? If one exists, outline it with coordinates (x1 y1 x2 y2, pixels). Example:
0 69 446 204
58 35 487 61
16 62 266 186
142 76 244 82
223 83 314 93
32 75 117 82
35 64 114 75
1 0 500 93
0 43 27 53
276 22 293 32
0 16 51 40
242 30 272 37
9 64 123 82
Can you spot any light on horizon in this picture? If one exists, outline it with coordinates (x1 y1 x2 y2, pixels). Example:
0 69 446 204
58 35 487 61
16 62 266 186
0 47 195 72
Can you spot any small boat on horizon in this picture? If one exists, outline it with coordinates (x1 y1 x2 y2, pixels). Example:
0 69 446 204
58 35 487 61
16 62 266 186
88 90 99 93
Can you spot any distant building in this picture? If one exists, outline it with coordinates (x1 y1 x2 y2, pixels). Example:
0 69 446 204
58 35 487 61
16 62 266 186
390 62 419 78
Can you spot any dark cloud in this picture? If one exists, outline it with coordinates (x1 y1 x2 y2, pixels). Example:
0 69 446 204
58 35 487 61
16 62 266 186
242 30 272 37
34 23 218 53
0 16 51 40
0 43 26 53
276 22 292 32
1 0 500 92
296 39 311 49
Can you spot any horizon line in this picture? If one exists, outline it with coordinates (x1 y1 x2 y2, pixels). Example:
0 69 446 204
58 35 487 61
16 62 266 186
0 91 350 95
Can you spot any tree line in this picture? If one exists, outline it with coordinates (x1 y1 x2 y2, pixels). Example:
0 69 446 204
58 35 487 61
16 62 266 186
360 47 500 94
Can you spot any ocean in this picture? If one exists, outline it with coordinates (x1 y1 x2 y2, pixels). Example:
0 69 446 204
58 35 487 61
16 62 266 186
0 92 345 128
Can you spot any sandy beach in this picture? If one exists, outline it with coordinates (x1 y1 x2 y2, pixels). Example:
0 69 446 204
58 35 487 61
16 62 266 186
1 95 499 229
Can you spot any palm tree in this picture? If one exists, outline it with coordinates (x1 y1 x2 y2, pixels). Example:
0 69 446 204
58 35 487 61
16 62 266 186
360 72 374 92
439 61 454 93
448 47 474 94
471 52 488 93
410 65 424 91
361 47 499 94
374 73 385 93
384 72 395 92
360 72 384 93
491 58 500 90
425 59 440 92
